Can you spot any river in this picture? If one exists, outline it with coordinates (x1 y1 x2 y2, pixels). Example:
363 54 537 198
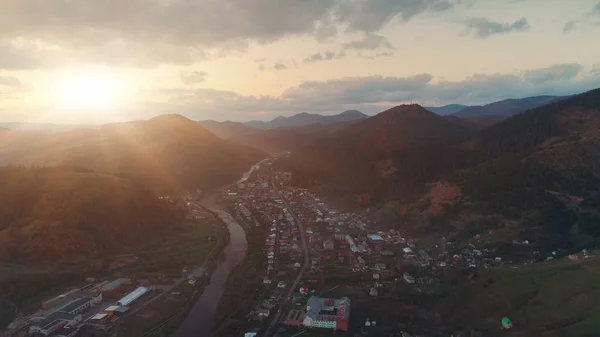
171 159 267 337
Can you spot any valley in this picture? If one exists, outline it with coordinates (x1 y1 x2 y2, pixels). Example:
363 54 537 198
0 88 599 337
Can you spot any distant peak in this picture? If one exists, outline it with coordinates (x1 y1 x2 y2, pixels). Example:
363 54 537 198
378 104 438 118
339 110 366 117
271 115 287 122
150 114 192 123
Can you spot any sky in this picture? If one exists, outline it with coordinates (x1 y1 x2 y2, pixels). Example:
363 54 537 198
0 0 599 123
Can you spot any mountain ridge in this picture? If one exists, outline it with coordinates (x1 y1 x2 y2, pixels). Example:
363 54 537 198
245 110 368 129
452 95 568 118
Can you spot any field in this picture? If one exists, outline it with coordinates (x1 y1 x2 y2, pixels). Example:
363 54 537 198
115 218 229 337
439 253 600 336
126 219 226 279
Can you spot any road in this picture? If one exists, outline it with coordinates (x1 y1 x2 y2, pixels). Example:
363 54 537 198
263 180 310 337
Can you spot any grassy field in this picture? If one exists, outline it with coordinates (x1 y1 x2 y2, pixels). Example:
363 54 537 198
127 219 225 279
441 253 600 336
115 218 230 337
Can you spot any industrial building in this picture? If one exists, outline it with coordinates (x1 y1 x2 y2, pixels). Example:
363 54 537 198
41 289 81 310
29 312 82 336
59 294 102 315
303 296 350 331
30 294 102 335
117 286 150 306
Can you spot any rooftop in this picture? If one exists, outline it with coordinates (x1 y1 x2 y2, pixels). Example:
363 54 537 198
36 311 79 330
60 297 93 314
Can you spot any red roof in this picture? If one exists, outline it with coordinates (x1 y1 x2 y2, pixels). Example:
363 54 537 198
337 318 349 331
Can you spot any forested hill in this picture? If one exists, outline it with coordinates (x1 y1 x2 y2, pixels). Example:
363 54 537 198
0 114 266 194
0 166 186 263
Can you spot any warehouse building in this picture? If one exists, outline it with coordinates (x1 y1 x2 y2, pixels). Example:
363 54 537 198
41 289 81 310
29 312 82 336
117 286 150 306
303 296 350 331
58 293 103 315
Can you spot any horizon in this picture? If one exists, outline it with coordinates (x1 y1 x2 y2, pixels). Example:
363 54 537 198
0 92 580 125
1 0 599 123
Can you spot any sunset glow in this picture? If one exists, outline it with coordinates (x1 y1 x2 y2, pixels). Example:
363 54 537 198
53 74 123 109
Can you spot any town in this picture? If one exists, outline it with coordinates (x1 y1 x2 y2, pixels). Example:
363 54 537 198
205 158 585 337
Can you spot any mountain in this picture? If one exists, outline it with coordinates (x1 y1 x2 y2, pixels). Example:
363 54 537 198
452 95 567 119
305 105 471 156
0 165 189 312
0 114 266 194
245 110 368 129
425 104 470 115
284 88 600 248
198 120 258 139
283 105 473 205
230 121 357 154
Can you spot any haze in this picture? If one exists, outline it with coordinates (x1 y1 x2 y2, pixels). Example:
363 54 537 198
1 0 599 123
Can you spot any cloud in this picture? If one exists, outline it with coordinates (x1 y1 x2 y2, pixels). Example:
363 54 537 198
274 63 288 70
563 21 577 33
342 34 395 50
462 17 530 38
303 51 340 63
0 76 21 87
0 0 459 68
522 63 582 84
430 1 455 12
590 1 600 16
158 63 599 120
337 0 459 33
180 71 208 84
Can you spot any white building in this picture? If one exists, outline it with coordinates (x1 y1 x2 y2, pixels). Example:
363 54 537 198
30 312 82 336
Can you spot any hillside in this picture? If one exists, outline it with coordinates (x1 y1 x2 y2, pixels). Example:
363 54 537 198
425 104 470 115
0 115 266 194
0 166 186 263
452 95 566 119
198 120 258 139
230 121 359 154
285 89 600 248
284 105 473 205
245 110 368 129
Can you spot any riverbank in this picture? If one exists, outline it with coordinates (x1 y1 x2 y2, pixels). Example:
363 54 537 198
211 216 267 336
168 158 267 337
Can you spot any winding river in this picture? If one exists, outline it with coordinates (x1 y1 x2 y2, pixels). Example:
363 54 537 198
171 159 266 337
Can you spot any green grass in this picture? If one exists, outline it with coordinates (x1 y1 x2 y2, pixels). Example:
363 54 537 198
473 254 600 336
127 220 222 278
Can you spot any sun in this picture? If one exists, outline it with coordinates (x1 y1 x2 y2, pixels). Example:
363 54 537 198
54 74 122 109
